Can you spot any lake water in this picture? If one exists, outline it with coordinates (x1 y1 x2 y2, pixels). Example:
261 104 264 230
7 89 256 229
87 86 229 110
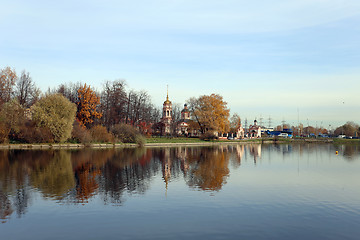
0 144 360 240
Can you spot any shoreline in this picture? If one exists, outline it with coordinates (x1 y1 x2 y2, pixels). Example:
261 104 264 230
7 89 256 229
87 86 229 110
0 138 349 150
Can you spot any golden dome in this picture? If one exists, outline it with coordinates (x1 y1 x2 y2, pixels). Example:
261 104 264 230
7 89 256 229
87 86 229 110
164 99 171 105
163 87 171 105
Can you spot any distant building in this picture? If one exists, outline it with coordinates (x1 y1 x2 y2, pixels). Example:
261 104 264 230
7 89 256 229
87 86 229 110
248 120 262 138
236 123 245 139
261 127 274 136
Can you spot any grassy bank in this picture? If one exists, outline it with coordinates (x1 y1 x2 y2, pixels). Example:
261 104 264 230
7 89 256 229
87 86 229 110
145 137 205 144
332 138 360 145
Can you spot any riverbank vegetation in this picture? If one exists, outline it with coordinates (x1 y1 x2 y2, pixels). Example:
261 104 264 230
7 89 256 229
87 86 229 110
0 66 233 145
1 66 359 145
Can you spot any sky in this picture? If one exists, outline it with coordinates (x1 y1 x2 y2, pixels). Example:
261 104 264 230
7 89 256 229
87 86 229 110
1 0 360 128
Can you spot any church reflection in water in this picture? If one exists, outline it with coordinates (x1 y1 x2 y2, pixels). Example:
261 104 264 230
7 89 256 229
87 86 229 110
1 143 359 222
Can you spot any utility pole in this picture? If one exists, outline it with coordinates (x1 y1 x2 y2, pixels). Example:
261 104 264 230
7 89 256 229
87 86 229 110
268 116 272 128
297 108 299 126
282 118 286 130
245 118 248 134
259 115 263 127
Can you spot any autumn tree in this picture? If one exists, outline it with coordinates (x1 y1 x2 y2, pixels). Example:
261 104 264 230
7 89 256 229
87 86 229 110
334 122 360 137
76 84 102 128
0 67 17 105
185 147 230 191
32 94 77 142
303 126 315 135
15 70 40 107
188 94 230 134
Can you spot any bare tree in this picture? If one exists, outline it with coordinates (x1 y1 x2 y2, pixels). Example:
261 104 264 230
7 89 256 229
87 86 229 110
100 80 127 129
15 70 40 107
170 103 182 135
56 82 82 103
230 113 241 133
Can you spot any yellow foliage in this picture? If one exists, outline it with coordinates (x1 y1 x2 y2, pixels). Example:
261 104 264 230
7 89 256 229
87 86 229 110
192 93 230 133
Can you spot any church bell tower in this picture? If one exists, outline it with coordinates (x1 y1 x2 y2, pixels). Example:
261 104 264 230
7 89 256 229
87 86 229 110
161 86 172 135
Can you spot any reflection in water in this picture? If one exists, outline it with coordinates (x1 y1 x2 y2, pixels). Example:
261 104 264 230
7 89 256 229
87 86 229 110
0 143 359 223
185 147 230 191
32 151 75 199
249 144 262 164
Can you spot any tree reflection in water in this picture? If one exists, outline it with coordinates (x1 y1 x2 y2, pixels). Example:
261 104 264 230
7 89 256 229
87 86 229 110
0 144 359 222
184 147 230 191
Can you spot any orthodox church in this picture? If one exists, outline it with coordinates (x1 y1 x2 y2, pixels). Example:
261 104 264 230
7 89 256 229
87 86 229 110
161 90 172 135
176 104 192 135
159 89 197 136
248 119 262 138
236 122 245 139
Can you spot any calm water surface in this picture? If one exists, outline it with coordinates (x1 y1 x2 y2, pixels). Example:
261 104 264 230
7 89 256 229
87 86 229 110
0 144 360 240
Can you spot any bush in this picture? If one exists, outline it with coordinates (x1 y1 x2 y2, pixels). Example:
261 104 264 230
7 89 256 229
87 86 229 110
71 121 91 143
16 121 54 143
89 125 113 143
134 134 146 147
200 132 218 141
32 94 76 142
111 124 144 144
0 121 10 143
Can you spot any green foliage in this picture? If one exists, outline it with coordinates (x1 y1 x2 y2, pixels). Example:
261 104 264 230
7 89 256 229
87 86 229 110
89 125 113 143
32 94 77 143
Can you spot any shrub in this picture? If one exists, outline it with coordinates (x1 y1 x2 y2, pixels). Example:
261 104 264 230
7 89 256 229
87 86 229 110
134 134 146 147
200 132 218 141
0 121 9 143
71 120 91 143
89 125 113 143
16 121 54 143
32 94 76 142
111 123 144 144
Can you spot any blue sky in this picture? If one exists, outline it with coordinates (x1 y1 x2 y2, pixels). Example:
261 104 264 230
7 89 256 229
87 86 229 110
1 0 360 128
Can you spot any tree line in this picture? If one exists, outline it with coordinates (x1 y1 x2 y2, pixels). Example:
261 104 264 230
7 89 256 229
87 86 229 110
0 67 162 144
2 66 357 143
0 66 234 144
